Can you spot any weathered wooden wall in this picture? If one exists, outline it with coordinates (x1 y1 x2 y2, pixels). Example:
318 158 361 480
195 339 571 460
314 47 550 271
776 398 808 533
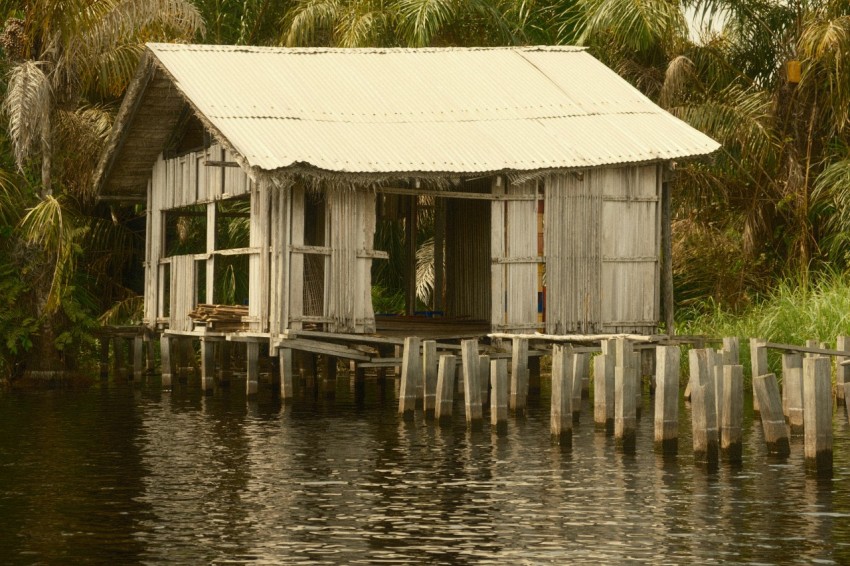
446 188 491 321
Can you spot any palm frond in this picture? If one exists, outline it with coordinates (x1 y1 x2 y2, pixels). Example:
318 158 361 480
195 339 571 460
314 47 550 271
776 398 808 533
284 0 340 46
3 60 51 172
397 0 457 47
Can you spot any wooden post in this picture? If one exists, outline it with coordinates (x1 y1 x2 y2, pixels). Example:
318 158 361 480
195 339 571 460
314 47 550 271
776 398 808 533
803 356 833 473
217 342 232 386
837 336 850 401
461 339 483 427
711 349 723 429
721 364 743 463
722 337 740 365
689 349 719 465
133 336 144 380
146 339 156 374
435 354 456 424
750 338 768 414
423 340 438 416
200 338 215 393
478 354 490 407
752 373 790 456
654 345 679 454
490 358 508 433
279 348 294 400
571 351 585 422
593 341 615 434
246 341 259 396
782 353 804 434
551 344 573 446
399 336 421 420
615 338 636 452
160 335 173 388
632 351 642 419
641 348 655 393
660 171 674 335
510 338 529 414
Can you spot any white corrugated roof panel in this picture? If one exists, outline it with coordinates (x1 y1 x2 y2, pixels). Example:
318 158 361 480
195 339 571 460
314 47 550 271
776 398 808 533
146 44 719 175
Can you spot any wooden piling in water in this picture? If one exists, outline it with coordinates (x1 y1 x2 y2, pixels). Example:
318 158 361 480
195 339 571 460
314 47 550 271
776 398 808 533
217 342 232 386
594 340 615 434
615 338 637 452
491 358 508 433
462 339 483 427
654 345 679 454
782 353 804 434
632 351 642 419
510 338 529 414
750 338 768 414
201 338 215 393
551 344 573 446
803 356 832 473
710 348 723 428
435 355 456 425
478 354 490 407
752 372 789 456
246 341 259 396
279 348 294 400
133 336 144 381
721 364 743 463
399 336 421 420
837 336 850 401
160 335 173 388
571 351 585 422
689 349 719 465
423 340 438 416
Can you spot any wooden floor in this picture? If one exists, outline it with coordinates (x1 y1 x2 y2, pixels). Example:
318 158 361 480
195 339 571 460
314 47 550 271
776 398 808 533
375 315 490 339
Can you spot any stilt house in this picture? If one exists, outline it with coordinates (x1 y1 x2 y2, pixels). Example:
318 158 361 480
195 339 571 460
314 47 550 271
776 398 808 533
95 44 719 344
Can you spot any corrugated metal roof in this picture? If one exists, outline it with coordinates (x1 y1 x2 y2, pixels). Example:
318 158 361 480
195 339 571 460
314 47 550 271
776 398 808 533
143 44 719 175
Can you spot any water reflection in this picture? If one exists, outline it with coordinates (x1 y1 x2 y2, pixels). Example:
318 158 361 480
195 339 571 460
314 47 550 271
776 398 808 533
2 379 850 563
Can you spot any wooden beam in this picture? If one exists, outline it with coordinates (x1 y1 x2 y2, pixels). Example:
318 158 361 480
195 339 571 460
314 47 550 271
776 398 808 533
378 186 536 201
660 172 674 335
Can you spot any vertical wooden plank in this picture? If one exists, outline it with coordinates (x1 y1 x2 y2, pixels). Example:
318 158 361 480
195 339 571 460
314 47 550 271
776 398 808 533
615 362 637 452
689 349 719 465
478 354 490 407
490 358 508 433
803 356 833 473
660 166 673 335
133 336 144 381
246 341 259 396
279 348 294 400
461 339 483 426
750 338 768 413
399 336 421 419
654 345 679 454
782 353 804 434
490 177 506 329
289 184 305 330
423 340 438 416
160 335 173 388
721 364 743 463
435 355 456 425
551 344 573 446
510 337 529 413
722 337 740 365
571 351 584 422
201 339 215 393
753 373 790 456
837 336 850 401
593 340 615 433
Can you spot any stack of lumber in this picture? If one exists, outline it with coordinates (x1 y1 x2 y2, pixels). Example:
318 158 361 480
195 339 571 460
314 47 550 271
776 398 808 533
189 304 249 332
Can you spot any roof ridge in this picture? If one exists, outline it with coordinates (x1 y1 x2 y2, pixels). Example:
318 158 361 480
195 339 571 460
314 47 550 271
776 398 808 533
146 43 587 54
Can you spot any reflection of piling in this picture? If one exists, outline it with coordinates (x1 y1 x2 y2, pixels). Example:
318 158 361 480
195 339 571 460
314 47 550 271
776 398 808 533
721 364 743 463
201 338 215 393
133 336 145 380
279 348 294 400
461 340 483 427
551 344 573 446
160 336 174 388
654 345 679 454
435 355 456 425
510 338 529 414
803 356 832 474
782 353 804 434
423 341 438 417
246 341 259 396
594 340 615 434
753 372 790 456
399 336 421 420
614 338 637 452
491 359 508 434
689 349 719 466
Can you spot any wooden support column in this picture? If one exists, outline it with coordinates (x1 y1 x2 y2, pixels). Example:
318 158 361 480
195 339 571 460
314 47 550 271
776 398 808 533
478 354 490 408
594 340 615 434
461 339 483 427
837 336 850 401
571 351 585 422
399 336 421 420
722 337 740 365
490 358 508 434
551 344 573 446
510 338 529 414
614 338 637 452
200 339 215 393
750 338 768 414
160 336 173 388
145 339 155 374
423 340 438 417
217 342 232 386
279 348 294 400
689 349 719 465
133 336 144 380
711 349 723 431
660 170 674 335
782 353 804 434
654 345 679 454
632 351 642 419
435 355 456 425
246 342 259 396
721 364 743 463
803 356 833 473
752 373 790 456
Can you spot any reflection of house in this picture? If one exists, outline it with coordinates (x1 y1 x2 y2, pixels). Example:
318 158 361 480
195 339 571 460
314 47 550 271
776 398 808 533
95 44 718 346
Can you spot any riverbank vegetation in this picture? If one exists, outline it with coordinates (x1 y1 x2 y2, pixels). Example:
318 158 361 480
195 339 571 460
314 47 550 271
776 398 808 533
1 0 850 380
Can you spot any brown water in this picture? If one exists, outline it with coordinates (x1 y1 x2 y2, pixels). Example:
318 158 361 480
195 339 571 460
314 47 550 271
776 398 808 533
2 375 850 564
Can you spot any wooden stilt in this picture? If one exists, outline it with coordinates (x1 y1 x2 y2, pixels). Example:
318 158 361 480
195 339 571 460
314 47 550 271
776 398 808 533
593 340 615 434
837 336 850 401
510 338 529 414
710 349 723 429
803 356 832 473
641 348 655 394
461 339 483 427
146 339 155 374
654 345 679 454
571 351 586 422
752 372 790 456
279 348 294 400
160 335 173 388
435 354 456 425
615 338 636 452
478 354 490 408
782 353 804 434
246 341 259 396
551 344 573 446
217 342 232 386
632 351 642 419
133 336 144 381
689 349 719 465
750 338 768 414
721 364 743 463
200 339 215 393
490 358 508 433
399 336 421 420
423 340 438 417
